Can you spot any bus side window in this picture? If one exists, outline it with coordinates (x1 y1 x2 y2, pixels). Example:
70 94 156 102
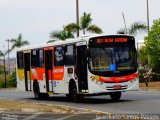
39 49 44 67
17 52 24 69
31 50 39 68
65 45 75 66
54 46 64 66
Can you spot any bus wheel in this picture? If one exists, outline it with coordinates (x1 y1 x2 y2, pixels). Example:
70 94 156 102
109 92 121 101
33 82 41 100
66 94 71 99
71 83 83 102
41 93 49 100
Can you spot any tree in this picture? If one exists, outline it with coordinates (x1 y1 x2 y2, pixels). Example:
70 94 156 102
117 21 147 36
144 18 160 72
65 12 103 36
0 64 4 74
0 50 7 88
0 50 4 74
50 27 74 40
10 33 29 51
0 50 3 57
50 12 103 40
138 45 148 66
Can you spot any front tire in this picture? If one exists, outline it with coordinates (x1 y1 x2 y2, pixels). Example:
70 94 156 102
109 92 121 101
70 82 83 102
66 94 71 99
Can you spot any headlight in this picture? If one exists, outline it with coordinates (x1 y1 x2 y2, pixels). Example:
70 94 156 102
91 78 96 82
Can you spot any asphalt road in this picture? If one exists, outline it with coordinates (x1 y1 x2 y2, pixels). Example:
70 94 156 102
0 89 160 114
0 112 98 120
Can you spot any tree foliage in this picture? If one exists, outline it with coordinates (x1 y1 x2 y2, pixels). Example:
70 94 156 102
117 21 147 36
138 46 148 66
144 18 160 72
144 19 160 55
0 65 4 74
65 12 103 35
10 33 29 51
8 71 17 87
0 49 8 57
50 28 74 40
0 50 4 57
50 12 103 40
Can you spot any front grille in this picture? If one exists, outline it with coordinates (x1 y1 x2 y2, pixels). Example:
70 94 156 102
104 80 129 83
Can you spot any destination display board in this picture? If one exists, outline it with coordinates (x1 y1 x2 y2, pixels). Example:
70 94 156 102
89 35 135 47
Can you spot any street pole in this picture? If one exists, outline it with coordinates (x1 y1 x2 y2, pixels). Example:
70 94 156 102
5 39 10 75
146 0 150 67
4 54 7 88
146 0 150 34
122 12 127 34
2 45 7 88
76 0 79 37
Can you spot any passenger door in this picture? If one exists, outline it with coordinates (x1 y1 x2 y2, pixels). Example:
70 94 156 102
76 45 88 92
44 49 53 92
24 52 31 91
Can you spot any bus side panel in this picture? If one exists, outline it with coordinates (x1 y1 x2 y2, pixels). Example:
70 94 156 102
52 66 66 93
30 68 44 81
17 69 24 81
30 68 47 92
17 69 25 91
52 66 64 80
54 66 75 94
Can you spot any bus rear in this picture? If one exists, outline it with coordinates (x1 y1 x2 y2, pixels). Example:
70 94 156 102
87 35 139 100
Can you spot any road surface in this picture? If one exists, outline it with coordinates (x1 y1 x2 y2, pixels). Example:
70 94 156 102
0 90 160 119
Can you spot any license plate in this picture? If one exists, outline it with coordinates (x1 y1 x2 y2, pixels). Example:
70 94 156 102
113 85 121 89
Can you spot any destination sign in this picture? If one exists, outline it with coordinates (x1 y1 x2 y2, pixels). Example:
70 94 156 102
96 37 128 44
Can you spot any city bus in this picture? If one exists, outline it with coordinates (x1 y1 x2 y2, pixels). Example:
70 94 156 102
16 34 139 102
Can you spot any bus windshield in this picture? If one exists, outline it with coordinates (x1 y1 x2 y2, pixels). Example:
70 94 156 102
89 46 137 72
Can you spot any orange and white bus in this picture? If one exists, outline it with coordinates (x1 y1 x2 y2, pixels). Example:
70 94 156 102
16 34 139 102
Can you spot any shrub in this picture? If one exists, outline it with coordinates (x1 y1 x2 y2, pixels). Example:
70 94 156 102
8 72 17 87
139 68 160 87
0 81 5 88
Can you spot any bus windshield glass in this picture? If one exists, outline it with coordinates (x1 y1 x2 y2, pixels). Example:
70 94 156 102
89 47 136 71
88 35 137 76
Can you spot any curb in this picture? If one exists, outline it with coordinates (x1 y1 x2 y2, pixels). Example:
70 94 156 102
0 101 108 115
0 107 76 114
0 100 78 114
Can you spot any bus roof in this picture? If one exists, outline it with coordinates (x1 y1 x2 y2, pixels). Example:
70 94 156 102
16 34 133 52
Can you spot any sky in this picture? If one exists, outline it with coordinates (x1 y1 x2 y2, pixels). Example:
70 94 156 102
0 0 160 57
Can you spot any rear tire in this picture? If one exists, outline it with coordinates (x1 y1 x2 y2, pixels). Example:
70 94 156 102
40 93 49 100
33 82 49 100
109 92 121 101
33 82 41 100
